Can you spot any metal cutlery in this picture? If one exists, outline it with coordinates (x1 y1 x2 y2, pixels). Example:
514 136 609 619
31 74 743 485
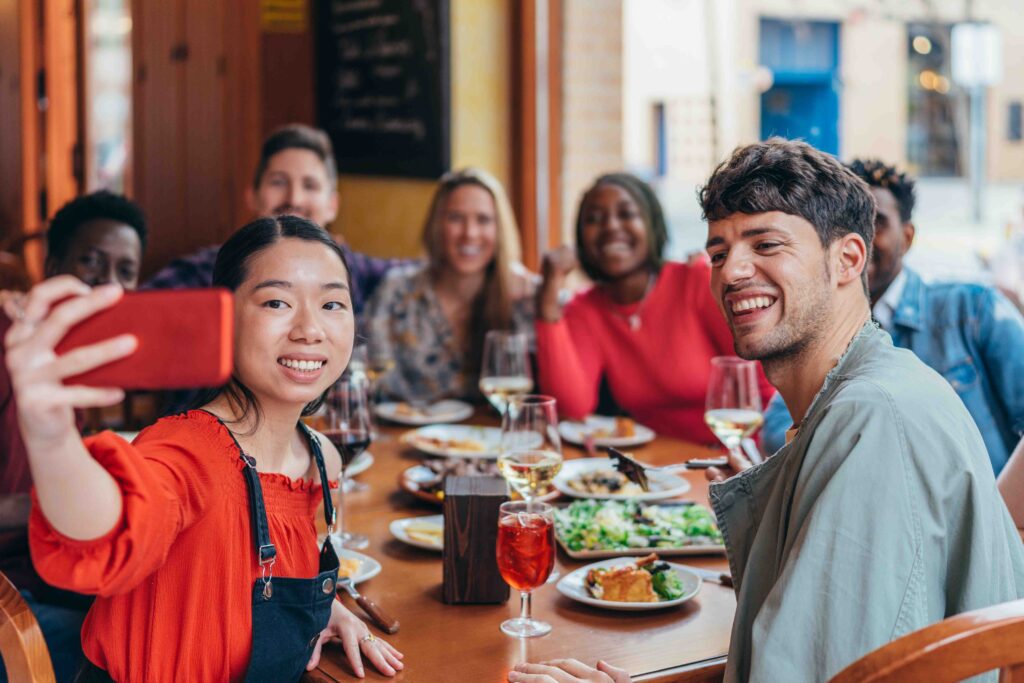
336 577 400 634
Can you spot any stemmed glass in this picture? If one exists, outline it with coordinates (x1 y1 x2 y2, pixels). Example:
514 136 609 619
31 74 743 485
704 356 764 467
496 500 556 638
479 331 533 416
325 373 372 550
497 395 563 503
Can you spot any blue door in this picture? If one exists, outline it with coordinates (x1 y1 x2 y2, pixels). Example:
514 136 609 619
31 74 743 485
759 19 841 156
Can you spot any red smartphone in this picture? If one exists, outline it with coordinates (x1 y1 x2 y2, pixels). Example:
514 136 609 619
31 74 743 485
54 289 234 389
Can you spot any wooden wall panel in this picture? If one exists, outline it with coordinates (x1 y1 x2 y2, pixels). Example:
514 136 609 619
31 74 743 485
223 0 261 233
42 0 79 215
0 0 26 245
183 0 229 242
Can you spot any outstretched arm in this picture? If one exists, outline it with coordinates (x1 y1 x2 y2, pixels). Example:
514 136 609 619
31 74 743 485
5 277 135 540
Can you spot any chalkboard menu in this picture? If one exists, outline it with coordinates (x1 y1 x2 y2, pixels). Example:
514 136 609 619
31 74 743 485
314 0 450 178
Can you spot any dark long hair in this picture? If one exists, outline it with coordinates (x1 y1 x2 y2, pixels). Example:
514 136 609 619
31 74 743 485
188 215 352 430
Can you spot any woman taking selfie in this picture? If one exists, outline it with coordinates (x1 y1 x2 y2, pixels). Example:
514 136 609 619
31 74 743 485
4 216 403 681
366 167 533 403
535 173 773 443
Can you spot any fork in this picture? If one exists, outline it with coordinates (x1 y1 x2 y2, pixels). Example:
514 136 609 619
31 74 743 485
607 448 728 492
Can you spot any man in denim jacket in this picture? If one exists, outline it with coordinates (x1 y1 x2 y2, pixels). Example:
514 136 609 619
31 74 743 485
763 159 1024 474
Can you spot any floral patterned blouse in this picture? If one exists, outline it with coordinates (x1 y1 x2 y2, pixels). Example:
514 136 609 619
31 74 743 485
365 263 535 403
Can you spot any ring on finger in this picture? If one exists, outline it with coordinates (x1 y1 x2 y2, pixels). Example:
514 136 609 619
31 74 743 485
360 633 376 645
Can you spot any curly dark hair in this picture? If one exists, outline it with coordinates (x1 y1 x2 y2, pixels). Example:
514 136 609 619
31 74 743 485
698 138 875 287
46 190 148 263
252 123 337 188
846 158 915 223
574 173 669 282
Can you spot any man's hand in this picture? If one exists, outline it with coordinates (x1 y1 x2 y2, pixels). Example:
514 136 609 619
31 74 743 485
706 449 754 483
508 659 631 683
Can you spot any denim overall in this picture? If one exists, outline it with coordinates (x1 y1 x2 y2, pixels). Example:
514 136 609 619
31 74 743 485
75 420 340 683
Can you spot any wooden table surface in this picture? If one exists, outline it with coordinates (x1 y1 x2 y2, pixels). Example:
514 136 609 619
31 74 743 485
308 417 735 683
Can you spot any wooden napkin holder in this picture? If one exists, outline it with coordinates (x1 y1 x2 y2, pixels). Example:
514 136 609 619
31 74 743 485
442 475 510 604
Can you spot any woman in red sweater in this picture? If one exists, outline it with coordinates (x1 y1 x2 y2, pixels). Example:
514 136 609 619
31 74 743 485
535 173 773 443
5 216 403 681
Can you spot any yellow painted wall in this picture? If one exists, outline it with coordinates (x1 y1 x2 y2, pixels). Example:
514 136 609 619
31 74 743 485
335 0 512 258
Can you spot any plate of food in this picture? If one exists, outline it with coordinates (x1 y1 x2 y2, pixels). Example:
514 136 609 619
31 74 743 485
317 547 382 585
398 460 560 506
390 514 444 552
558 417 655 449
554 499 725 558
553 457 690 501
556 553 701 611
343 451 374 479
400 425 503 458
375 400 474 426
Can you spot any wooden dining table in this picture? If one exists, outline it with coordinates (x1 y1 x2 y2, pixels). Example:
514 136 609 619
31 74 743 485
307 416 735 683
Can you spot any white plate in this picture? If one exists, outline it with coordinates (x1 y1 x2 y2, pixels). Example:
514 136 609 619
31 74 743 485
343 451 374 479
400 425 503 459
556 558 702 611
553 458 691 501
390 514 444 552
114 431 140 443
328 547 382 585
375 400 474 426
558 417 656 448
557 540 726 560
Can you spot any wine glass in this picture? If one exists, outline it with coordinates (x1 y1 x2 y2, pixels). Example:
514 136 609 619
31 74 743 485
325 373 372 550
704 356 764 468
498 395 563 503
496 500 555 638
479 331 533 416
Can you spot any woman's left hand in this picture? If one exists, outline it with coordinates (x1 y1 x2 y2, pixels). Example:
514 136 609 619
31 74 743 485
306 600 404 678
508 659 631 683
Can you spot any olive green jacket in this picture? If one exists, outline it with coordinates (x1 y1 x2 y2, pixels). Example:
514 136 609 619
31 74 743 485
711 322 1024 682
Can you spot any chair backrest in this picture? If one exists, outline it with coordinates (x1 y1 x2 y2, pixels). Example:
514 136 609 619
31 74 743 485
829 599 1024 683
0 571 55 683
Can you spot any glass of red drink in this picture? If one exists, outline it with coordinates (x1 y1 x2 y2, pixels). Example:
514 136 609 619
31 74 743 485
496 500 556 637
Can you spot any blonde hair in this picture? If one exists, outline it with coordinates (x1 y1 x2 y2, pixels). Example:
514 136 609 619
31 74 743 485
421 167 522 373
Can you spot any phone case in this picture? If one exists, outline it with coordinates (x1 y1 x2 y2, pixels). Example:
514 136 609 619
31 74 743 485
55 289 234 389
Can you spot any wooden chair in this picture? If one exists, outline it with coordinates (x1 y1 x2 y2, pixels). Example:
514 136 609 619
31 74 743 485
830 599 1024 683
0 571 55 683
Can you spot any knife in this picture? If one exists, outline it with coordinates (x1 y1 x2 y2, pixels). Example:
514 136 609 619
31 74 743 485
683 565 734 587
336 577 400 634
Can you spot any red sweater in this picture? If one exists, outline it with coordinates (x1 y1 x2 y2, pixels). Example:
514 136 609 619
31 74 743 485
29 411 332 682
536 261 774 444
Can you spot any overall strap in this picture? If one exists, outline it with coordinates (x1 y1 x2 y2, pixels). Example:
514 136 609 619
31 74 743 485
198 410 278 575
298 422 336 533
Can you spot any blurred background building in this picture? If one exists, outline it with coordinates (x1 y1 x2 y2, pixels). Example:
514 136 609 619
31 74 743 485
1 0 1022 286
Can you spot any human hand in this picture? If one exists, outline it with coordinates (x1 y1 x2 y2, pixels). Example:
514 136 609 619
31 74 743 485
508 658 631 683
538 246 578 322
705 449 753 483
306 600 404 678
5 277 136 446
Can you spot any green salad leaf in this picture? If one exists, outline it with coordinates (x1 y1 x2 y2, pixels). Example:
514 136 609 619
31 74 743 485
554 499 723 552
650 566 685 600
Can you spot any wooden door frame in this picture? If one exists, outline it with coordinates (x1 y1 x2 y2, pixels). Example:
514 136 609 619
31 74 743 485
512 0 562 271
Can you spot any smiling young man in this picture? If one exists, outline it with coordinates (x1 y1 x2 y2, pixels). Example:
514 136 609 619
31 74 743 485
143 123 405 317
697 139 1024 682
761 159 1024 475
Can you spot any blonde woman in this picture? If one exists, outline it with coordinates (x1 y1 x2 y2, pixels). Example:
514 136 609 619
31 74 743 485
366 168 534 403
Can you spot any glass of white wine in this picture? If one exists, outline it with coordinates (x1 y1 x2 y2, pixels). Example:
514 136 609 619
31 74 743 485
704 356 764 468
498 395 563 504
479 331 533 416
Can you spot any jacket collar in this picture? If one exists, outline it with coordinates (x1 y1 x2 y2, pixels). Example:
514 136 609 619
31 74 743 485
891 267 925 332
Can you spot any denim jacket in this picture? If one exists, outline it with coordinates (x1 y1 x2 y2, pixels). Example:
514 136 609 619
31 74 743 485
713 322 1024 682
764 268 1024 473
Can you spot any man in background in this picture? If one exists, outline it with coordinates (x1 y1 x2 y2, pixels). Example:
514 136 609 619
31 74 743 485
143 123 404 317
762 159 1024 475
1 191 147 683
